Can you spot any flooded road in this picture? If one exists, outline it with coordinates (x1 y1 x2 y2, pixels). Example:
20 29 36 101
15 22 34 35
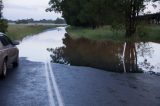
0 27 160 106
18 27 65 62
0 27 66 106
17 26 160 74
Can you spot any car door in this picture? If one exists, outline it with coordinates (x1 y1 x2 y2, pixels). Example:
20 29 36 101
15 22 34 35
0 40 5 73
0 35 17 64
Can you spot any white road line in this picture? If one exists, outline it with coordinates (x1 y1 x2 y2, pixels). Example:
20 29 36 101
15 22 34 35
123 42 126 59
48 62 64 106
123 42 127 73
45 62 56 106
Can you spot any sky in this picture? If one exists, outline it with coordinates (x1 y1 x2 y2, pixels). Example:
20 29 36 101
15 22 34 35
3 0 160 21
144 1 160 13
3 0 62 20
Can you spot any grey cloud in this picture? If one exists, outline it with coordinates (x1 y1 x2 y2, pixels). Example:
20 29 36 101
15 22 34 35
5 3 39 11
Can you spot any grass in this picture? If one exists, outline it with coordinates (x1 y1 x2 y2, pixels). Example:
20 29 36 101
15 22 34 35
66 26 125 42
7 24 61 40
142 25 160 41
66 25 160 42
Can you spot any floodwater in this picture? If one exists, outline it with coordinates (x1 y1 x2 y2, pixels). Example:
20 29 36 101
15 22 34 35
48 34 160 74
17 27 160 74
17 27 66 62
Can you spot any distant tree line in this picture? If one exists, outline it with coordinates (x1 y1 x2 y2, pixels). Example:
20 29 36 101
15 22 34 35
9 18 66 24
47 0 160 37
0 0 8 33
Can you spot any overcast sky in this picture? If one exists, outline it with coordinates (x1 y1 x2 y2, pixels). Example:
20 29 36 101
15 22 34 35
3 0 62 20
144 1 160 13
3 0 160 21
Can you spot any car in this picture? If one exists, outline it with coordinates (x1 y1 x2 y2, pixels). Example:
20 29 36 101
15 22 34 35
0 32 19 79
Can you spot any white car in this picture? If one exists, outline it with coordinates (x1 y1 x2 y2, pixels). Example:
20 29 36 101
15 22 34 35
0 33 19 79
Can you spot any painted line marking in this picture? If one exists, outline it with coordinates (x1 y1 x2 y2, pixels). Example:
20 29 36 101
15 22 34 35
48 62 64 106
123 42 127 73
45 62 56 106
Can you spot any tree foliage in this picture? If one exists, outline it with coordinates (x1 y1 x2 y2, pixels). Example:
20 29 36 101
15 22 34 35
47 0 160 37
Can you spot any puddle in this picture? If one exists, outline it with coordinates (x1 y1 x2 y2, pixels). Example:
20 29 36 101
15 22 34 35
48 34 160 73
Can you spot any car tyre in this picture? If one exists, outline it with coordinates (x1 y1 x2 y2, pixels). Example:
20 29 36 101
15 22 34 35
13 58 19 68
0 61 7 79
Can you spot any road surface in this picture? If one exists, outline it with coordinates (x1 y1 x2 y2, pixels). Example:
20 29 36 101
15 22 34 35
0 27 160 106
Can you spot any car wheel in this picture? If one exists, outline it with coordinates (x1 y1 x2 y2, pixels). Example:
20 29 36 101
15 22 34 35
13 57 19 68
0 61 7 79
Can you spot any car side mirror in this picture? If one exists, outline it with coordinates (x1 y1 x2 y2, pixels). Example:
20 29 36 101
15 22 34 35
12 41 20 45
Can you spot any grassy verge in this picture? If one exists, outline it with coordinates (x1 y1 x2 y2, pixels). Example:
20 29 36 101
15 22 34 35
66 25 160 42
7 24 61 40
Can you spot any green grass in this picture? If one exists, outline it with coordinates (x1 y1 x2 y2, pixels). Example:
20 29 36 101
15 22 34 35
7 24 60 40
66 25 160 42
142 25 160 41
67 26 125 42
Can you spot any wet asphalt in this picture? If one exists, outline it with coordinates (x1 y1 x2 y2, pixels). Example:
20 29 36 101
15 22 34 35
52 63 160 106
0 58 160 106
0 58 49 106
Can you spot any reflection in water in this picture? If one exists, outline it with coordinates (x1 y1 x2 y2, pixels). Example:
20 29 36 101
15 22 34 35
137 43 155 72
48 34 160 73
123 42 139 72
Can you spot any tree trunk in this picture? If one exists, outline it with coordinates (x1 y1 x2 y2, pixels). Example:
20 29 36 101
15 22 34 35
125 0 137 38
125 18 136 37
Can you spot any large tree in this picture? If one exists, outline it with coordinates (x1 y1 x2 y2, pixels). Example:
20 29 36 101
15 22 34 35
113 0 160 37
47 0 160 37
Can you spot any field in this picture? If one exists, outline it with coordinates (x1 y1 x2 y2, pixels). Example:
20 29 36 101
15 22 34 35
7 24 61 40
66 25 160 42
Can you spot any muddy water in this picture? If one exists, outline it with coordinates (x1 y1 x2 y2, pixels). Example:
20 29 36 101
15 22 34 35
48 34 160 73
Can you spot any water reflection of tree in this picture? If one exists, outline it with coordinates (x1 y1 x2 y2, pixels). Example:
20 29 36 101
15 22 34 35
137 43 153 58
48 34 154 73
47 47 69 64
63 34 127 72
123 42 137 72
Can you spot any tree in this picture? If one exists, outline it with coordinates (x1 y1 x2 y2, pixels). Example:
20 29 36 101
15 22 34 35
113 0 160 37
54 18 66 24
108 0 145 37
47 0 112 28
47 0 160 37
0 0 8 33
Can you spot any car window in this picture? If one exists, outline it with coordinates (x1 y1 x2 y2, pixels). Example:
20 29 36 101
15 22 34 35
3 35 13 44
0 36 11 46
